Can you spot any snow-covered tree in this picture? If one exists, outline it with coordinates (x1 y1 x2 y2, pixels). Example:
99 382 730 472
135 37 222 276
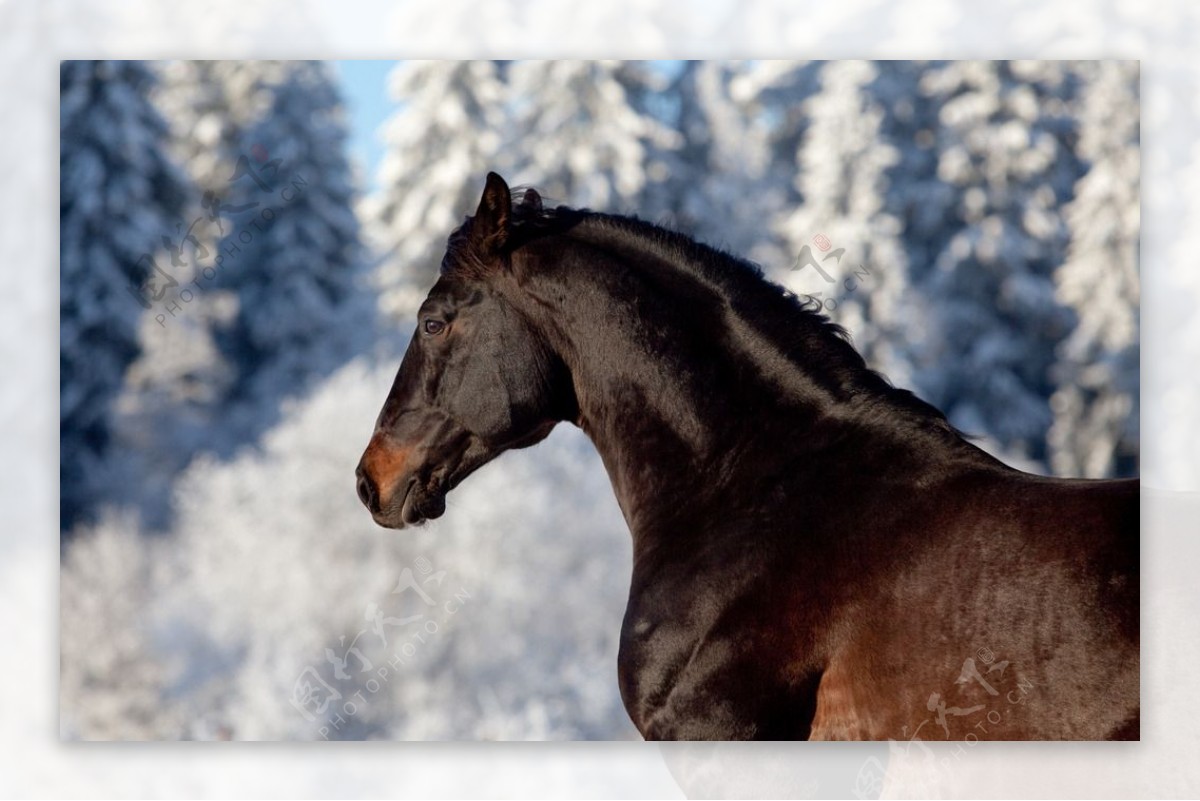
913 61 1085 464
865 60 963 395
753 60 823 213
636 61 783 267
210 61 369 440
59 60 189 531
776 60 913 381
59 515 181 739
156 61 297 182
365 61 510 322
100 60 306 530
155 61 245 196
61 357 635 740
505 60 681 213
862 61 950 285
1048 61 1140 477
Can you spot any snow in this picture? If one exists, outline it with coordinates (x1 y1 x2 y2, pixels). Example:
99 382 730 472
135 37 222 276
1048 61 1141 477
59 61 189 531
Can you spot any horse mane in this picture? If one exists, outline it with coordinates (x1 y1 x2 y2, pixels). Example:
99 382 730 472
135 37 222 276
447 188 959 437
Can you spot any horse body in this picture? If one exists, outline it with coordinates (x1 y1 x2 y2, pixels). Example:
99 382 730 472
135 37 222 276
615 465 1138 740
357 173 1138 741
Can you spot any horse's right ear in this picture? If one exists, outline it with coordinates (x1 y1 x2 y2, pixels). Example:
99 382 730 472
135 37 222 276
473 172 511 255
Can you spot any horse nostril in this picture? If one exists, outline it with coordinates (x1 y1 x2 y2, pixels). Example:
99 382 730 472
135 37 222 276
357 470 379 513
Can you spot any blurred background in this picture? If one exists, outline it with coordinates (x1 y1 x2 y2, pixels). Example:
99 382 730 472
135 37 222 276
59 59 1139 741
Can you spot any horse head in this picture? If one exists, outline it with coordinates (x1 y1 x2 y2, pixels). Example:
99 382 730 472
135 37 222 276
356 173 574 528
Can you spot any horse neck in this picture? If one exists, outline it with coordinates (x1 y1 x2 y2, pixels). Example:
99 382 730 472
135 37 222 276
511 234 982 543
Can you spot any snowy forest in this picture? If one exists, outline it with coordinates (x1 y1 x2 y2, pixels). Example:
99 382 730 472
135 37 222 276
59 60 1140 740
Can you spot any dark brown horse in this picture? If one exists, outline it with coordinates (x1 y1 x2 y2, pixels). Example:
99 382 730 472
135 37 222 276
356 173 1139 741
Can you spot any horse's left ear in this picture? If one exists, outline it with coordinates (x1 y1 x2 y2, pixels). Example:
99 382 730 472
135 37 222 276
473 172 511 254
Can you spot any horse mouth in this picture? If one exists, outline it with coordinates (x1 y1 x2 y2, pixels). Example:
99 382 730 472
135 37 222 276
391 478 447 529
371 441 486 530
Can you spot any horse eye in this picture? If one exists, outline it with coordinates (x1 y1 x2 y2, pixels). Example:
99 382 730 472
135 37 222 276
423 319 446 336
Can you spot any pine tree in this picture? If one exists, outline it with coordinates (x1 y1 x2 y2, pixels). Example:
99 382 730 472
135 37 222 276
776 61 913 380
872 61 958 288
1048 61 1140 477
156 61 249 196
154 60 295 238
867 61 962 396
210 62 368 438
505 60 680 212
638 61 783 266
59 60 189 530
128 60 296 409
753 60 823 216
914 61 1084 464
365 60 510 323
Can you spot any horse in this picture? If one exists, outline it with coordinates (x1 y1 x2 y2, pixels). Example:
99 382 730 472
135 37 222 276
356 173 1139 741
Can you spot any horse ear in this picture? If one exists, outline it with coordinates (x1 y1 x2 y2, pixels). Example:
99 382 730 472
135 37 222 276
473 172 511 254
520 187 543 213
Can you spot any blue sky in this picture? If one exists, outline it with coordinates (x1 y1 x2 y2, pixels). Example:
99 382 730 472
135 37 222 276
332 60 684 193
333 60 399 190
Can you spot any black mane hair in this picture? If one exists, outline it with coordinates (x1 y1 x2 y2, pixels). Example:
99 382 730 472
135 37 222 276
446 188 959 437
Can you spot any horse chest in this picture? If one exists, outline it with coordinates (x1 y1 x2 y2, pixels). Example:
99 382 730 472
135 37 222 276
617 613 748 739
616 597 817 740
